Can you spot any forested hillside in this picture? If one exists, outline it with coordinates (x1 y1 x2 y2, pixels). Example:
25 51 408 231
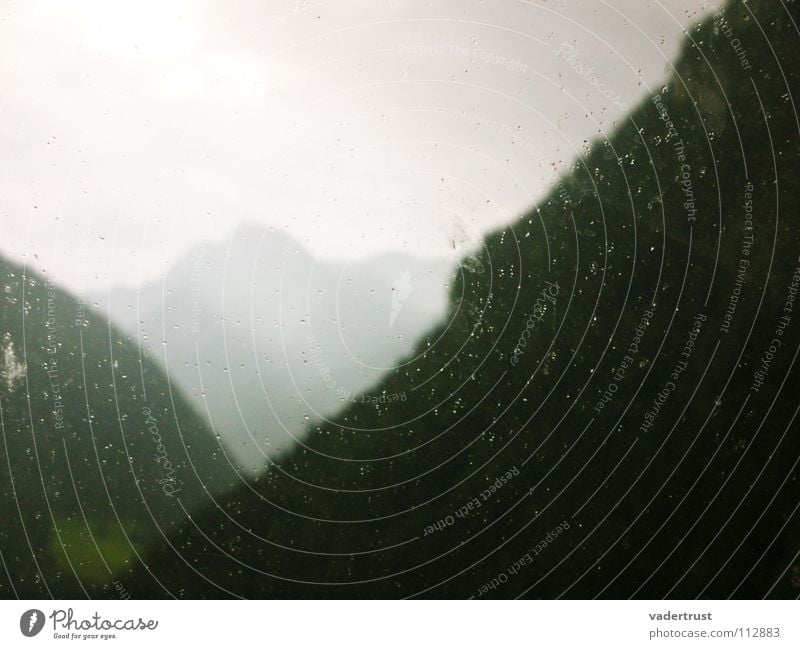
121 0 800 599
3 0 799 599
0 256 236 598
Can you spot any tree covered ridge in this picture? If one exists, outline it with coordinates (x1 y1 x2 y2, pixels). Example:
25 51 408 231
2 0 799 599
121 0 800 599
0 257 238 598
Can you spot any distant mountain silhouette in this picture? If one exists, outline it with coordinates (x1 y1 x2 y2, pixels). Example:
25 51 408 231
94 225 457 473
118 0 800 598
4 0 799 600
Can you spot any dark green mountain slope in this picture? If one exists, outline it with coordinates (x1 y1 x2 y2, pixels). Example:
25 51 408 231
0 256 237 598
128 0 800 598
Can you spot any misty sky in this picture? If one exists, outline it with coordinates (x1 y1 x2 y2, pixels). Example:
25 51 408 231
0 0 724 294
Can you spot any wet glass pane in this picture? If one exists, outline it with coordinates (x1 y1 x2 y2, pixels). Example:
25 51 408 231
1 0 799 603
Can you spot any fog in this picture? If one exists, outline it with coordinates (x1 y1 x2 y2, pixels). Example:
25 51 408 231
1 0 723 295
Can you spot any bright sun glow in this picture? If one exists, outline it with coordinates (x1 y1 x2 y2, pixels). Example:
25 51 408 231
67 0 198 57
